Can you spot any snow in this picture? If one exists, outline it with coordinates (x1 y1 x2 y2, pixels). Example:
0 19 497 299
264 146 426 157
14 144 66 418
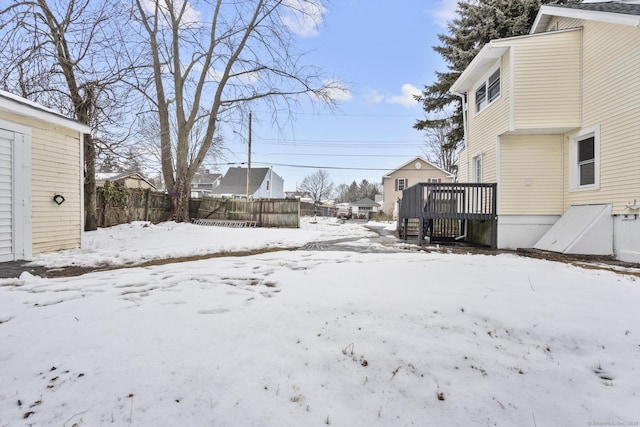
1 218 639 426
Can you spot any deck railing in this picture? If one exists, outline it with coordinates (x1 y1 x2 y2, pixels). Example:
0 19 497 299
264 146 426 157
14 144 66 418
398 182 497 247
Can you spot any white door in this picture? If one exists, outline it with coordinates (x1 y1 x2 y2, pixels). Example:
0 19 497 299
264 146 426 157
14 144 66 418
0 129 13 261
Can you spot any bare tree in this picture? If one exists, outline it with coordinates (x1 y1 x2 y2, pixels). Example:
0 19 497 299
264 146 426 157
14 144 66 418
132 0 343 221
0 0 135 230
422 112 458 175
299 169 333 203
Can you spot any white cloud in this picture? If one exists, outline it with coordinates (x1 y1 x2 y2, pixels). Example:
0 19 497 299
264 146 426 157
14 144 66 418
364 89 385 106
386 84 421 108
281 0 327 37
321 79 352 101
426 0 457 29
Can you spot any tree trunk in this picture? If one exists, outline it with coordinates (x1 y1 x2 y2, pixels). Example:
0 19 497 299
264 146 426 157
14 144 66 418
84 133 98 231
170 178 191 222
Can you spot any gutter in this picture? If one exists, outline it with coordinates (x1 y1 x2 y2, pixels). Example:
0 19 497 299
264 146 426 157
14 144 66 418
453 91 469 183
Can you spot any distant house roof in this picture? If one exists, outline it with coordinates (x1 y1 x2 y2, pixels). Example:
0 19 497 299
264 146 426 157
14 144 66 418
192 172 221 185
353 198 380 207
212 167 272 196
95 172 157 190
532 2 640 34
382 156 455 178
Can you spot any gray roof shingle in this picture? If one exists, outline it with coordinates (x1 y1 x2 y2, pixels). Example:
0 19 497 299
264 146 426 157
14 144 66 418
556 2 640 16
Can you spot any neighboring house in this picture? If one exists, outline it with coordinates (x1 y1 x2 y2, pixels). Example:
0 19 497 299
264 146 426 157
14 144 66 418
352 197 381 218
190 170 222 198
0 90 90 261
96 172 158 191
212 167 284 199
381 156 455 216
451 2 640 262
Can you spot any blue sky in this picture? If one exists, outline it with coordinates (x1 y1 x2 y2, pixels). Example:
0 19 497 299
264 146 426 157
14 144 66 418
221 0 458 191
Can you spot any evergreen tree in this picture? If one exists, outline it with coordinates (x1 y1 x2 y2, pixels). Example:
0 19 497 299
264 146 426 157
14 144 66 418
415 0 578 157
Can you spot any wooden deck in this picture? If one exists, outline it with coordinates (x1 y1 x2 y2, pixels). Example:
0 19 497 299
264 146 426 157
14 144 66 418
398 183 497 247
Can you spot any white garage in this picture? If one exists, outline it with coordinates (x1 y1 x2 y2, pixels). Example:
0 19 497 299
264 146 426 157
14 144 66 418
0 91 89 262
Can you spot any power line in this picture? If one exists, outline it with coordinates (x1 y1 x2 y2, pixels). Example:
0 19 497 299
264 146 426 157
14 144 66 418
261 153 415 158
245 161 393 171
255 137 424 144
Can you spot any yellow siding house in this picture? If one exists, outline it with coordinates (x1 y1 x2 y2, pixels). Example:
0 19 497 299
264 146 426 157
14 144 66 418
0 91 89 261
451 3 640 262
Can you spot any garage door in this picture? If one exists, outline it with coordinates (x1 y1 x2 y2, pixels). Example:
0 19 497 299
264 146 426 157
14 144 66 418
0 129 13 262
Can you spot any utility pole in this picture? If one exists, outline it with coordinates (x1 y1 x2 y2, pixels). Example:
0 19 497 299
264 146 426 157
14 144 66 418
246 112 252 198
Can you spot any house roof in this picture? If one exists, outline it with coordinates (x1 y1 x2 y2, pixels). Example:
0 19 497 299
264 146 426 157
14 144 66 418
382 156 455 178
452 2 640 94
192 172 221 185
531 2 640 34
212 167 274 196
0 90 91 134
352 197 380 207
95 172 158 190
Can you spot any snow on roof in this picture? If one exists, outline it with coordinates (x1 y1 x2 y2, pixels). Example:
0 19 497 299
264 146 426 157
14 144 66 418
0 90 90 133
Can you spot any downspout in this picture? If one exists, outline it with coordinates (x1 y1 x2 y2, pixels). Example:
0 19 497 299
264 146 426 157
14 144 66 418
454 91 469 183
453 91 469 241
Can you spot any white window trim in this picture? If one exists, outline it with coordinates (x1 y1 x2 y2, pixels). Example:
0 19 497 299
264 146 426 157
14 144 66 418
473 61 501 115
569 125 600 192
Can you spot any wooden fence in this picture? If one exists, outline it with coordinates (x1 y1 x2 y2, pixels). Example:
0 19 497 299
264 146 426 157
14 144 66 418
96 185 171 227
94 183 300 229
196 197 300 228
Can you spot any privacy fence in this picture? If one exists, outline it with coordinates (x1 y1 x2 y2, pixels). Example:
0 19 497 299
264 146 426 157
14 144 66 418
95 184 301 229
196 197 300 228
96 183 171 228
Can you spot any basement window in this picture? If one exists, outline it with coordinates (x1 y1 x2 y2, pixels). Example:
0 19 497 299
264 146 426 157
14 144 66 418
569 126 600 191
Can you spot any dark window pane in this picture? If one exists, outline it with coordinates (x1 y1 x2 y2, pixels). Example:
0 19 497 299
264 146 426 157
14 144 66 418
475 84 486 112
488 70 500 101
580 162 595 185
578 137 595 162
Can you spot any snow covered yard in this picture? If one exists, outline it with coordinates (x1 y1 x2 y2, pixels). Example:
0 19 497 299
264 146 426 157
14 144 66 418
1 219 639 426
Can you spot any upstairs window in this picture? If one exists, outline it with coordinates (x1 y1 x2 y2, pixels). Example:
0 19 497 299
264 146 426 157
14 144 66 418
475 66 501 114
395 178 408 191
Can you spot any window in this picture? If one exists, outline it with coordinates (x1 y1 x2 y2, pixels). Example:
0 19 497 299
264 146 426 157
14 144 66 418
475 66 500 113
395 178 408 191
578 137 595 186
473 155 482 183
488 69 500 102
475 83 486 113
266 180 270 191
428 178 442 183
569 126 600 191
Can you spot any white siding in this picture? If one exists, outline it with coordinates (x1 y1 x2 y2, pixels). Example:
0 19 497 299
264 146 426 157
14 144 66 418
509 29 581 131
499 135 563 215
1 110 82 255
0 129 12 261
462 52 511 184
563 21 640 214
